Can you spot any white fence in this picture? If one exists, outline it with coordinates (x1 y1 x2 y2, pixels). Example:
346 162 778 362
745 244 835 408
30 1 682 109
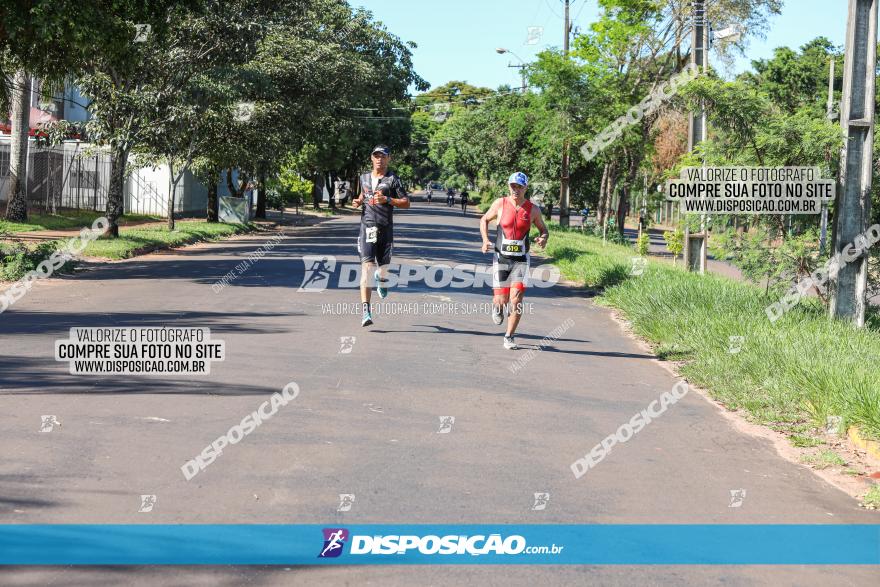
0 138 209 217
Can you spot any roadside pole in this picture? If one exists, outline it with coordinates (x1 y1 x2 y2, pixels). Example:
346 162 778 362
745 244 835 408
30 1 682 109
830 0 878 327
559 0 572 228
684 0 709 273
820 57 835 254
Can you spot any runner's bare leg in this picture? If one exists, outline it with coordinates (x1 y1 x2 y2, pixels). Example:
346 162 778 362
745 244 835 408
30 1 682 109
506 287 525 337
493 291 509 311
361 261 376 304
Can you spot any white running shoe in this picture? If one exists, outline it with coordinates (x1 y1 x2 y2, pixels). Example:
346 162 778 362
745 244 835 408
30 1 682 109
492 304 504 325
375 270 388 299
503 335 517 350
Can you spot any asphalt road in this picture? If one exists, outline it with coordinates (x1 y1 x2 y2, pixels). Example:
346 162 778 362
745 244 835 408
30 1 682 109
1 194 878 585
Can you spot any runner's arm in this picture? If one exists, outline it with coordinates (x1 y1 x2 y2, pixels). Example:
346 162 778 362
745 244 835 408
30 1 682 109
533 207 549 247
351 179 364 207
480 199 502 253
388 179 410 209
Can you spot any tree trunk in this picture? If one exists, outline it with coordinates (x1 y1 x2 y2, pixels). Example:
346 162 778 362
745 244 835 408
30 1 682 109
312 172 323 209
616 185 628 236
617 148 644 236
597 163 609 226
347 171 359 208
599 162 618 228
5 70 30 222
206 170 219 222
105 145 128 238
167 162 177 231
328 173 337 210
255 169 267 219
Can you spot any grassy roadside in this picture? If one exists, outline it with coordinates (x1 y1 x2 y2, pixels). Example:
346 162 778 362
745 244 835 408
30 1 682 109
542 224 635 289
82 221 256 259
542 224 880 441
0 210 160 234
1 220 258 280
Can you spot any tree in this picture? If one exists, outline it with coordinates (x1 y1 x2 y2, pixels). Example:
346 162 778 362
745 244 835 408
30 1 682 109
135 1 262 229
566 0 783 235
663 228 684 265
242 1 425 213
0 0 174 222
744 37 842 115
78 1 275 235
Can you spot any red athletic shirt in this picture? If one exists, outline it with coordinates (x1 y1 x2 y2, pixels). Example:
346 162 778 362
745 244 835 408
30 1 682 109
495 197 533 256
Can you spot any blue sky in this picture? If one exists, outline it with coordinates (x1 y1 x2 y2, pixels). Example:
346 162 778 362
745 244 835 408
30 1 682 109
354 0 847 92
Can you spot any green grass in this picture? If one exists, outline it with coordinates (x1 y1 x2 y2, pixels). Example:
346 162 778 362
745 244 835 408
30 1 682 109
790 435 824 448
544 227 880 441
0 240 75 280
541 223 636 289
862 485 880 509
800 450 847 469
0 210 159 234
82 221 256 259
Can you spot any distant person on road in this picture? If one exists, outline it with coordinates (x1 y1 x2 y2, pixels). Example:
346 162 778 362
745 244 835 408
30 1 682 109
350 145 410 327
460 189 469 214
580 207 590 229
480 172 549 350
446 187 454 207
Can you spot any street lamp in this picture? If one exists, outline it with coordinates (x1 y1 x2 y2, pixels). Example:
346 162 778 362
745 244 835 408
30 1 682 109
495 48 527 92
711 25 743 43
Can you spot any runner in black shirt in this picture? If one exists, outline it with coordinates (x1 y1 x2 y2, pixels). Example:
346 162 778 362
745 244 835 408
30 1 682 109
351 145 410 326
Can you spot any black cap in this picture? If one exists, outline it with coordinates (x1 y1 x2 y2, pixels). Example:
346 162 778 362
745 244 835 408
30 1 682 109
371 145 390 155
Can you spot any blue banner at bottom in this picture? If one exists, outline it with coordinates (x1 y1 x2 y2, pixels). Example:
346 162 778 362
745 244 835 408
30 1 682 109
0 525 878 565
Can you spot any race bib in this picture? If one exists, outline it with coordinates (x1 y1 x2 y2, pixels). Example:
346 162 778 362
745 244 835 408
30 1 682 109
366 226 378 243
501 237 526 256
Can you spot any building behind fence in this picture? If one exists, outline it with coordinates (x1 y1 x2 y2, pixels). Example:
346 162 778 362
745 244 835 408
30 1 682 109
0 138 211 217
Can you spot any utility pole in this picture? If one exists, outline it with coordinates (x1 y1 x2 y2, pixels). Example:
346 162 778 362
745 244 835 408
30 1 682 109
830 0 878 327
684 0 709 273
559 0 572 227
496 48 527 93
507 63 527 92
820 57 835 254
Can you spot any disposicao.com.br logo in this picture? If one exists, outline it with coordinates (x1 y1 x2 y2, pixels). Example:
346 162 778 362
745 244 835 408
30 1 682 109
317 528 563 558
299 256 560 291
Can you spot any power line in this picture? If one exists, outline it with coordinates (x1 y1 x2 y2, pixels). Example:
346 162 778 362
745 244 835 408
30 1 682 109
527 0 545 24
572 0 589 23
544 0 564 19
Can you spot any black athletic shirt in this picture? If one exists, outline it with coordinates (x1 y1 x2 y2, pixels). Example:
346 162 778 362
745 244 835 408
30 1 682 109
357 171 407 227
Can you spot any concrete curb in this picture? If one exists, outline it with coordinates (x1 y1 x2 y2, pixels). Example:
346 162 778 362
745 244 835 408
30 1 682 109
848 426 880 466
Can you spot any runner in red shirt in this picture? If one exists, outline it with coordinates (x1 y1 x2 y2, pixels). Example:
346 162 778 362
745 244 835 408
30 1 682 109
479 172 549 350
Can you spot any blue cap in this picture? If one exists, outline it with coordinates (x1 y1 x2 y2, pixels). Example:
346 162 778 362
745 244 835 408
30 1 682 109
508 172 528 187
